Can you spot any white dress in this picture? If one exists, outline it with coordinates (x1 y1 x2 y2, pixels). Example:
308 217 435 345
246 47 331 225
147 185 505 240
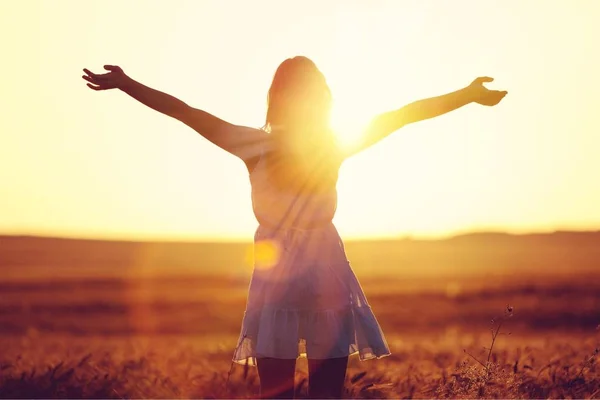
232 143 391 365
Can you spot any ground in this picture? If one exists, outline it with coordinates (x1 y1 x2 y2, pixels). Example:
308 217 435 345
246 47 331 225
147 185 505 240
1 272 598 398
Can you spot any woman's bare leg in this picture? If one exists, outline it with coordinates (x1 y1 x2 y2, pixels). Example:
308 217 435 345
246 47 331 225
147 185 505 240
307 356 348 399
256 357 297 399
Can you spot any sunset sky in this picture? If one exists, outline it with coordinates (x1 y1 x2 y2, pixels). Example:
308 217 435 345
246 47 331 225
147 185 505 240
1 0 599 241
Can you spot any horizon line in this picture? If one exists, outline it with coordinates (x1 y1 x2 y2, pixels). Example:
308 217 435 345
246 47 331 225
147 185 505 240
2 228 600 244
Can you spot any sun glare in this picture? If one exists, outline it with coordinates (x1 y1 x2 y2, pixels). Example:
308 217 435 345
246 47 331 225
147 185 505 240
245 240 280 270
330 103 370 150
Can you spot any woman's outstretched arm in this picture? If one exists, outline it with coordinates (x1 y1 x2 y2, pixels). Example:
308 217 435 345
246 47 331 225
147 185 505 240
342 77 507 159
82 65 267 160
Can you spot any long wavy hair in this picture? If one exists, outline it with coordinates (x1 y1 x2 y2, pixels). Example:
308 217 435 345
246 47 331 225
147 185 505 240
261 56 340 191
264 56 337 149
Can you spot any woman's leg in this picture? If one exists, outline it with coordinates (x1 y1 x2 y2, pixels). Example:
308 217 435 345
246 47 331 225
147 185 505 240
307 356 348 399
256 357 297 399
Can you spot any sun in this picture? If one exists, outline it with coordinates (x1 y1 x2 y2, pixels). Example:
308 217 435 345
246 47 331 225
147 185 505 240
330 102 370 151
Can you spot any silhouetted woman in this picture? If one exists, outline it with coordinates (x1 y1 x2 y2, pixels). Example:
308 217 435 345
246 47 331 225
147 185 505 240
82 56 506 398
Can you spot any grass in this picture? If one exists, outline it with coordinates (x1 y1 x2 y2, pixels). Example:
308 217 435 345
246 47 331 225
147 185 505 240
0 320 598 398
0 273 599 398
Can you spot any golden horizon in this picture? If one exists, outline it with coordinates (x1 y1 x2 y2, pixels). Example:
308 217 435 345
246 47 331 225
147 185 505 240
2 1 599 240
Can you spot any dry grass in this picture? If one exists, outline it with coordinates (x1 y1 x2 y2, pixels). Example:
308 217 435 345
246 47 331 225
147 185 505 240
0 322 598 398
1 251 599 398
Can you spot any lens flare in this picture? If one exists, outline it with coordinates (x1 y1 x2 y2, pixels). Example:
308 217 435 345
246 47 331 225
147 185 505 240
245 239 281 270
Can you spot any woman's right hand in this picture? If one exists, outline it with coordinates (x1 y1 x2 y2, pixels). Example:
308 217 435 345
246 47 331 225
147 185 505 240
467 77 507 107
82 65 129 91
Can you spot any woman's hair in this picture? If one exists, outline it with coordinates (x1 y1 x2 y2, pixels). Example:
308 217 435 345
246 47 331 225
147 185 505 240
264 56 336 147
261 56 341 194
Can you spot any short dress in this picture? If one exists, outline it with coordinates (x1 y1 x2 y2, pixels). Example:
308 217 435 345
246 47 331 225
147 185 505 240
232 142 391 366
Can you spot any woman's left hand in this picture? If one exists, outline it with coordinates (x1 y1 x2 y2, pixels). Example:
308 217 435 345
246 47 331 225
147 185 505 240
467 77 507 106
82 65 129 91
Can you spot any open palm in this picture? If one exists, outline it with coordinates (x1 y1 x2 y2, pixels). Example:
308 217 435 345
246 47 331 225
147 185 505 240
468 77 507 106
82 65 127 90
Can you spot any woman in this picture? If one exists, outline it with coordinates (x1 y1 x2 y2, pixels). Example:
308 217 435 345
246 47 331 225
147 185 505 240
82 56 506 398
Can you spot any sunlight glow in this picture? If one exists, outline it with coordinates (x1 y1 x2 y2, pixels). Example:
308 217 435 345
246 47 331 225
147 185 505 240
2 1 599 241
245 240 281 270
330 104 369 150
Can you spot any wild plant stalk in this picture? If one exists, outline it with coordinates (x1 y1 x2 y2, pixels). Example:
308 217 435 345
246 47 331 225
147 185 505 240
572 346 599 383
463 305 514 383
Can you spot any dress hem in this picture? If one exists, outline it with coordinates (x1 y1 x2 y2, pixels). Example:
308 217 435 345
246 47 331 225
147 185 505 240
232 349 392 367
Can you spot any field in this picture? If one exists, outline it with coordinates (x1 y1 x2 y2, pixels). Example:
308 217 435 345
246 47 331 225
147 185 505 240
0 234 599 398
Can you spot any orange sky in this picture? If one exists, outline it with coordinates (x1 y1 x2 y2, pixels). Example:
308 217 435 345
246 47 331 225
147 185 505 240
1 0 599 241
